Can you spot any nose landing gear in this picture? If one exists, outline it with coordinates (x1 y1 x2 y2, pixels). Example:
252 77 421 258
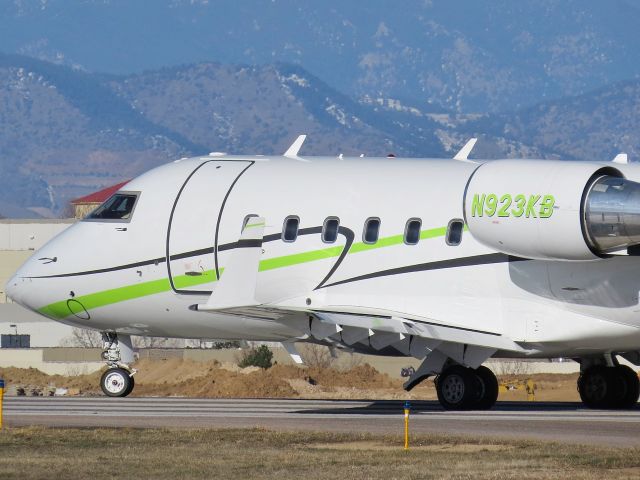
100 332 136 397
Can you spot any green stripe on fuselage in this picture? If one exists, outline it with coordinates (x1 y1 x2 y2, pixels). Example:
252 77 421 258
39 277 174 319
38 226 449 319
258 245 344 271
39 269 221 320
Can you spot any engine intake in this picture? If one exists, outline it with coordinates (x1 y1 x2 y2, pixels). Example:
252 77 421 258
463 160 640 261
584 175 640 254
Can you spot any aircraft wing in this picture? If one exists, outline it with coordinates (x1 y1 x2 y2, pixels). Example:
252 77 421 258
198 301 526 366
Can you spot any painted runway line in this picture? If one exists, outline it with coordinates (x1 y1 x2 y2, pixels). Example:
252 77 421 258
5 397 640 446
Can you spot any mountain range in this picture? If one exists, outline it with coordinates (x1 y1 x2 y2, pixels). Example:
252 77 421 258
1 1 640 216
3 0 640 113
0 53 448 216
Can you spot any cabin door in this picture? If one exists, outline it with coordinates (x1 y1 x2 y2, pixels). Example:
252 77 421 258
166 160 253 294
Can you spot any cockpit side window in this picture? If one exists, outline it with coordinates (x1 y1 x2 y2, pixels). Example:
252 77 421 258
85 192 140 222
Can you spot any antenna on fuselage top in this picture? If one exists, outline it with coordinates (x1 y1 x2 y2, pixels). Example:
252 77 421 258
453 138 478 161
284 134 307 158
612 153 629 164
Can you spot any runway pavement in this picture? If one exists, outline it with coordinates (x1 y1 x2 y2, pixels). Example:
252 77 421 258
4 397 640 447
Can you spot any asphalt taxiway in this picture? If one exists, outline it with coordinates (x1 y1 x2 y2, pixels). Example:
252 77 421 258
4 397 640 447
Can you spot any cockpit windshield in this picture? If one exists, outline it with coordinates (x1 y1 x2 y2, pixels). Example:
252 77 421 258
86 192 139 221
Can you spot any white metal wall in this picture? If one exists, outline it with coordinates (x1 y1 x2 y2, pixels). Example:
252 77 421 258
0 219 74 251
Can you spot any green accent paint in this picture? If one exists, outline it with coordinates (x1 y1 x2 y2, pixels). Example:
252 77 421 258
38 225 452 320
244 222 265 229
39 277 173 319
421 226 450 240
174 269 217 289
259 245 344 271
539 195 555 218
470 193 556 218
471 194 485 217
67 299 87 316
350 233 405 253
39 268 223 320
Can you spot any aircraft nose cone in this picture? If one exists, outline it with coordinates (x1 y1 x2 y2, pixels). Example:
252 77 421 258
5 273 22 304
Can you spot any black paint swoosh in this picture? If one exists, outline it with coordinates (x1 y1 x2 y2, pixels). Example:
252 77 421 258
214 161 255 280
318 253 527 289
315 226 354 289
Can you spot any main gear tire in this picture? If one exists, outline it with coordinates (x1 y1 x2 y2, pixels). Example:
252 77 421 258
578 366 612 408
436 366 478 410
474 365 499 410
613 365 639 409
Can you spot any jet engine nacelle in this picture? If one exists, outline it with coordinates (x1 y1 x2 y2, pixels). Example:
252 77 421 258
463 160 640 261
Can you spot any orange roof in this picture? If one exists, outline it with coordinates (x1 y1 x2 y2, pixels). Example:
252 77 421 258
71 181 130 205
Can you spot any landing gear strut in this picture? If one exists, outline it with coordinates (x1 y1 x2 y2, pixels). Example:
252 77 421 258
100 332 136 397
435 365 499 410
578 363 639 409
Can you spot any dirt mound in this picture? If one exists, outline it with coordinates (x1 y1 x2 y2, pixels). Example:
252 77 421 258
121 359 402 397
131 361 397 398
0 361 581 401
0 360 403 398
0 367 104 395
266 363 400 390
132 358 221 384
134 366 297 398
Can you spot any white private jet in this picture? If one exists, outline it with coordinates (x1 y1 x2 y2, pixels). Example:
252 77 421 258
7 136 640 410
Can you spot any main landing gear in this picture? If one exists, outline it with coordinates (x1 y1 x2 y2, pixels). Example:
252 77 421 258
100 332 136 397
403 349 499 410
578 362 639 409
435 365 499 410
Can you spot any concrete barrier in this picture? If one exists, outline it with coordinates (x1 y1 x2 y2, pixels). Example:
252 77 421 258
0 348 104 376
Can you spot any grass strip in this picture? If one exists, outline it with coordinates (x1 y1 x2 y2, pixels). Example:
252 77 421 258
0 427 639 479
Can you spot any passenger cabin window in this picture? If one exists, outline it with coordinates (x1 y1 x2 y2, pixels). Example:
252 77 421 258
446 219 464 246
282 216 300 242
404 218 422 245
86 193 139 221
322 217 340 243
363 217 381 244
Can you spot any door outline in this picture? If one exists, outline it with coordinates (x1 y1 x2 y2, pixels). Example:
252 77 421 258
166 160 255 295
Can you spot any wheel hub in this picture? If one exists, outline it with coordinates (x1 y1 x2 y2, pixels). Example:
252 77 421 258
104 371 127 395
441 374 465 404
584 374 607 402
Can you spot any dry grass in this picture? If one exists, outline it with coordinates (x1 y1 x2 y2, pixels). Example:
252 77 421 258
1 427 639 479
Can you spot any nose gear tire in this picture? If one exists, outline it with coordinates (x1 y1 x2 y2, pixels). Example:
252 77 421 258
100 368 134 397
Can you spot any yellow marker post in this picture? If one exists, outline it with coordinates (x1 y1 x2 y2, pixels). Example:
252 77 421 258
403 400 410 450
0 379 4 430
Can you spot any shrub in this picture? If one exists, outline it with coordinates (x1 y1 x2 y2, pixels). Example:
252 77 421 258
238 345 273 369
